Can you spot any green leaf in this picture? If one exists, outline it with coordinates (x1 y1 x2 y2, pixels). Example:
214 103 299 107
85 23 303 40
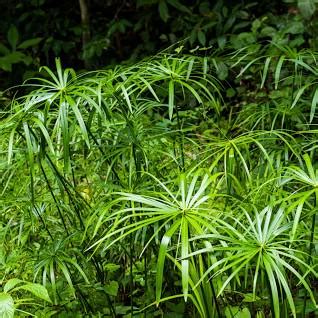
177 80 203 104
269 258 296 317
0 58 12 71
57 261 75 296
239 308 251 318
186 58 194 80
310 87 318 122
168 80 174 120
261 57 272 88
16 283 51 302
139 77 160 102
216 62 228 80
291 198 305 241
156 220 181 303
285 21 304 34
66 95 90 147
7 25 19 51
18 37 42 49
174 45 184 54
167 0 191 13
243 293 261 302
104 263 121 272
225 306 251 318
274 55 285 89
181 217 189 301
3 279 23 293
217 35 227 49
197 31 206 46
189 30 197 46
0 52 26 71
291 85 307 108
263 255 279 318
59 101 70 173
298 0 316 18
0 293 14 318
104 281 119 296
0 43 10 55
120 85 133 113
159 0 169 22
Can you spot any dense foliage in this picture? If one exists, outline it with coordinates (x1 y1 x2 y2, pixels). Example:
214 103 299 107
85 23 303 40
1 0 318 89
1 41 318 317
1 1 318 317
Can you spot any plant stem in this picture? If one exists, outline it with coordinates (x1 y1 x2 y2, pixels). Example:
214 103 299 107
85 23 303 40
130 231 134 317
302 192 317 317
144 250 147 318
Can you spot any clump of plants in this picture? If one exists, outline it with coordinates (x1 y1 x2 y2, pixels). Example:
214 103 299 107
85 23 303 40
0 43 318 317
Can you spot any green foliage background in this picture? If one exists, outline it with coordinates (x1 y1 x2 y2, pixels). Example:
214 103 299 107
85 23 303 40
1 0 317 88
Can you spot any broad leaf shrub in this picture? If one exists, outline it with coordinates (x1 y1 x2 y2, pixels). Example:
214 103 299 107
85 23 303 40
1 46 318 317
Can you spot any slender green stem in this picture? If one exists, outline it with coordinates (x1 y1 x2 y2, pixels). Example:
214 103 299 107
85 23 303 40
144 249 147 318
130 231 134 317
210 277 221 318
302 193 317 317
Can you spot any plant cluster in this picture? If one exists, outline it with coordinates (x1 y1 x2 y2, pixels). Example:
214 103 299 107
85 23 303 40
0 39 318 317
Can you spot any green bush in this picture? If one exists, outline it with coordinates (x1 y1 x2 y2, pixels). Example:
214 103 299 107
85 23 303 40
1 42 318 317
